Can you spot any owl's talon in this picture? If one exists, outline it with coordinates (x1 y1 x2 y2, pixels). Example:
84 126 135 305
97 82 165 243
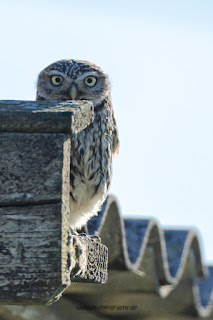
79 233 87 237
79 233 101 243
90 235 101 242
69 226 79 236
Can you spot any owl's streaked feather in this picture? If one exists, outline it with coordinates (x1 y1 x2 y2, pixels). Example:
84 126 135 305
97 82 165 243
36 59 119 229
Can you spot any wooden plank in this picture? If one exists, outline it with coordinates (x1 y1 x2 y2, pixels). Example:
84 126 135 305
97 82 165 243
0 204 64 304
0 132 69 205
0 100 94 134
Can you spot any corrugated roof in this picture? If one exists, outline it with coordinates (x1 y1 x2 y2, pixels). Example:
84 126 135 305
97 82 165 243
65 194 213 319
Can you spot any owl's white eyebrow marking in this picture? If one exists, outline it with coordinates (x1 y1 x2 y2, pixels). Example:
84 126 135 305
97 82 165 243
47 70 67 76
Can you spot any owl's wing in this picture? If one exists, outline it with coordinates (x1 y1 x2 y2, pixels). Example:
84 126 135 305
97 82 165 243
112 114 119 157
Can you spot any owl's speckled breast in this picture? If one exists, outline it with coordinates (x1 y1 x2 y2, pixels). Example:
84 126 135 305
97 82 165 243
69 108 113 228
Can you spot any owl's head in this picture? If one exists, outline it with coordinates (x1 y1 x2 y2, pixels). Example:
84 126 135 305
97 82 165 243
36 59 110 107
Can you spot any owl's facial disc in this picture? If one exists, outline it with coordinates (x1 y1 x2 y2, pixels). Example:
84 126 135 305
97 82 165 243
36 60 110 105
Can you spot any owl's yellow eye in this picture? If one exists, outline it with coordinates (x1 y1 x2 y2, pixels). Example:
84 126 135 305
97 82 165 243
51 75 63 86
84 76 97 87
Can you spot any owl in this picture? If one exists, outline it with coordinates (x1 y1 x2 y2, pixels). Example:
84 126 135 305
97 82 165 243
36 59 119 230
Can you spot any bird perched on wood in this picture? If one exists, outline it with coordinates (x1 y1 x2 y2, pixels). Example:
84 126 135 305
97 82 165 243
36 59 119 230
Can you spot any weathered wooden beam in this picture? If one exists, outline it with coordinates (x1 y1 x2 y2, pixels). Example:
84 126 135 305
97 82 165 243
0 132 69 205
0 100 108 305
0 100 94 134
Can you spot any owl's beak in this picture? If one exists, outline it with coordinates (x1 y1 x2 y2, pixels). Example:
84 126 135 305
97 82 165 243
69 85 78 100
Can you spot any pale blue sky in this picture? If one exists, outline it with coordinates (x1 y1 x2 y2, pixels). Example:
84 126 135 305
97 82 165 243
1 1 213 262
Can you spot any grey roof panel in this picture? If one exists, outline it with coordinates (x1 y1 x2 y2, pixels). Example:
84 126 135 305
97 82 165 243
78 194 213 319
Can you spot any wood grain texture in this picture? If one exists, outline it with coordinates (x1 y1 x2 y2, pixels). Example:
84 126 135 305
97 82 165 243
0 132 67 205
0 204 64 304
0 100 108 305
0 100 94 134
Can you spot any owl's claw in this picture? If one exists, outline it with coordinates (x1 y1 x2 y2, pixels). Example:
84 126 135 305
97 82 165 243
90 235 101 242
69 226 78 236
79 233 101 243
69 226 101 242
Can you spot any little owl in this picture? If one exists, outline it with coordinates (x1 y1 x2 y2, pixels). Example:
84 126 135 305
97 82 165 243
36 59 119 230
